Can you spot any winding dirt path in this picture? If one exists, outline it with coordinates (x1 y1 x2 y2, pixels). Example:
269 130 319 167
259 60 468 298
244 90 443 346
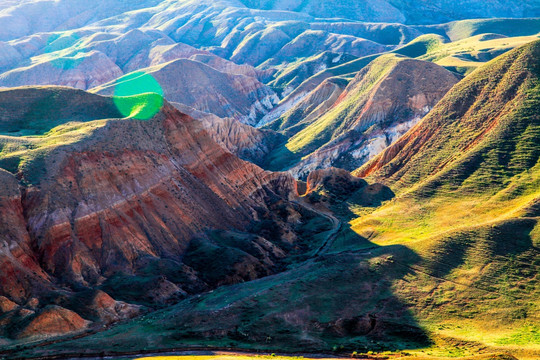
291 198 342 257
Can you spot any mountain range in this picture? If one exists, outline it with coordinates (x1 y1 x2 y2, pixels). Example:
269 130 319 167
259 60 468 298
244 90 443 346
0 1 538 359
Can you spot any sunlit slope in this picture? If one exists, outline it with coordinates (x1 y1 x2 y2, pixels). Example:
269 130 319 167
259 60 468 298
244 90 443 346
394 18 540 74
422 33 539 74
427 18 540 42
353 38 540 245
346 40 540 356
268 54 459 176
356 39 540 194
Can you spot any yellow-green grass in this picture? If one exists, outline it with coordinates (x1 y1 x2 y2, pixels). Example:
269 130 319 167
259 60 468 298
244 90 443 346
268 51 357 95
421 33 540 64
345 42 540 357
351 164 539 246
432 56 479 75
440 18 540 42
0 87 163 181
393 34 447 58
0 95 161 160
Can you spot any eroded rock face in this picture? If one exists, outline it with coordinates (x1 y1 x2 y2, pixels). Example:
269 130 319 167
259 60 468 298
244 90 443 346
21 102 295 286
284 55 461 178
0 87 305 340
0 296 18 314
263 77 349 133
66 290 143 324
307 167 367 197
174 103 284 166
0 169 52 304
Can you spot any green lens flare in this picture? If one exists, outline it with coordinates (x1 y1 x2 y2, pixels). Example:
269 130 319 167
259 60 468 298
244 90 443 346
112 72 164 120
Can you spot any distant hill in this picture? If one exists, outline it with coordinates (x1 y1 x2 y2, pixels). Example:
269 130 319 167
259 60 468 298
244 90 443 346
265 55 460 177
239 0 540 24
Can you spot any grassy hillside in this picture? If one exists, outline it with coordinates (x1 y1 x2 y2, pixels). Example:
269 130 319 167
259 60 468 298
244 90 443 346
0 86 162 181
348 40 540 357
267 53 458 176
424 18 540 42
284 54 404 155
268 51 357 96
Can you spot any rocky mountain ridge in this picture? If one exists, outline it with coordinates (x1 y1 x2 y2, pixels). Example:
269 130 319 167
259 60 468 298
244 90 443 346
0 86 325 341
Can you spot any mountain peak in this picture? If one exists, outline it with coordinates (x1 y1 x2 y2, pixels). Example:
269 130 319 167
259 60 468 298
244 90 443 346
356 39 540 195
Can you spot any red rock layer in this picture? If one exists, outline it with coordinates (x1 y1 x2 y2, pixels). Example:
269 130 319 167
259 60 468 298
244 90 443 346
0 92 299 339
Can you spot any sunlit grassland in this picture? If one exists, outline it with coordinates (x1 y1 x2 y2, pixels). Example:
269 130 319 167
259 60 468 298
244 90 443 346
440 18 540 42
344 42 540 357
350 162 539 246
424 34 540 73
346 149 540 358
0 120 109 174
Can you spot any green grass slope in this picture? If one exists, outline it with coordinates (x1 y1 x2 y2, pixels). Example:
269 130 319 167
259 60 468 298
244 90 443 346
347 40 540 358
0 86 162 180
268 51 357 97
423 18 540 42
284 54 405 155
272 53 458 175
356 40 540 193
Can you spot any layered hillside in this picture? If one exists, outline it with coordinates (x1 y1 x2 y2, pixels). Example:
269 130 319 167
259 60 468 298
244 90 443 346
172 103 284 166
268 51 358 97
0 86 331 341
93 59 279 125
267 55 460 177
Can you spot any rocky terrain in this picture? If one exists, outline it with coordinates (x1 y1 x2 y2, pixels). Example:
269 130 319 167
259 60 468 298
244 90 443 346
173 103 285 166
0 86 330 341
93 59 279 125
